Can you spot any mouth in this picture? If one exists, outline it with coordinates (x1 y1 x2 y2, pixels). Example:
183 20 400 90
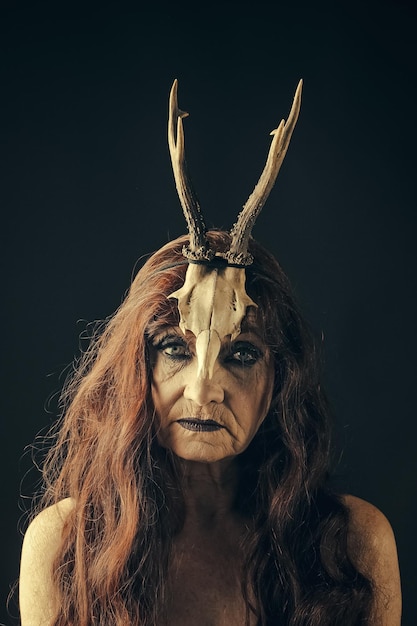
176 418 225 432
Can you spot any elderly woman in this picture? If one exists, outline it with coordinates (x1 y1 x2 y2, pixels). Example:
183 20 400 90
19 81 401 626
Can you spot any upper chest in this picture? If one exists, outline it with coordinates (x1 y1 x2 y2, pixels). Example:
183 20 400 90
161 523 257 626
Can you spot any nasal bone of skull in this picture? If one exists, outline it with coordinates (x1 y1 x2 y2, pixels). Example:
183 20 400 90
195 329 221 379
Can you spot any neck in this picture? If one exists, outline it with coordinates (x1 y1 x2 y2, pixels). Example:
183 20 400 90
178 458 239 525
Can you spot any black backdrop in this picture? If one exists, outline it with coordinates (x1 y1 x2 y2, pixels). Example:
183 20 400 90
2 2 416 624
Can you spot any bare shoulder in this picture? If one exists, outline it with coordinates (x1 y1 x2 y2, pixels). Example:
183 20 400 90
342 494 402 625
21 498 75 563
20 498 75 626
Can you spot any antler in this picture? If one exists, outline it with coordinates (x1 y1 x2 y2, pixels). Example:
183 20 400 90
226 79 303 266
168 79 214 261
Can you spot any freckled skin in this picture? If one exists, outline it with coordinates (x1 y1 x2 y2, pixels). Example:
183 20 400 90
151 325 274 464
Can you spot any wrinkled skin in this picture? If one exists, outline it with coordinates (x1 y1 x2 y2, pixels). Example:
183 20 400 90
150 310 274 463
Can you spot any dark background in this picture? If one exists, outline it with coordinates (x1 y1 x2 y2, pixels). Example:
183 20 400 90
1 1 416 624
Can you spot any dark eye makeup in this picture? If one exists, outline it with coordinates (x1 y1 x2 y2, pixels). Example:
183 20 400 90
153 333 191 361
153 331 264 368
225 341 263 367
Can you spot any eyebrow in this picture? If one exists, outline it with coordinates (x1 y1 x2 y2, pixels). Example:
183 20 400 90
149 326 183 345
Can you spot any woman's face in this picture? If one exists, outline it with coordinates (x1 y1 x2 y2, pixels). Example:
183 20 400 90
150 312 274 463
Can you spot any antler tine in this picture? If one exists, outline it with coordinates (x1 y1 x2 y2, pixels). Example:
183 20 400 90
168 79 213 261
227 79 303 266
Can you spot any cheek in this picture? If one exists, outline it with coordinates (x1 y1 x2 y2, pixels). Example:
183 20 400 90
151 364 182 413
151 383 159 412
151 382 172 448
151 380 171 424
261 376 274 415
251 367 274 426
151 380 170 416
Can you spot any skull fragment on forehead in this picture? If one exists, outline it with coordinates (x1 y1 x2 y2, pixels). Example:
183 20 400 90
169 264 256 379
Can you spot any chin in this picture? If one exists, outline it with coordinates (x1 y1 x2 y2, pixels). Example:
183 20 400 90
162 439 237 464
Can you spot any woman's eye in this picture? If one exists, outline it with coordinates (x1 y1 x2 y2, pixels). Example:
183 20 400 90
228 342 262 366
162 343 190 359
154 335 191 361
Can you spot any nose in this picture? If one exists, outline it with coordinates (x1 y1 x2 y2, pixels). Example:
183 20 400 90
183 369 225 406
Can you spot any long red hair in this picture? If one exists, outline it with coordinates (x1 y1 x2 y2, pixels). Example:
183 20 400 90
34 230 372 625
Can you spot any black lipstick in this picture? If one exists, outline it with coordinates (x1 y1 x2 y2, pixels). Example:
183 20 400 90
177 418 224 432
